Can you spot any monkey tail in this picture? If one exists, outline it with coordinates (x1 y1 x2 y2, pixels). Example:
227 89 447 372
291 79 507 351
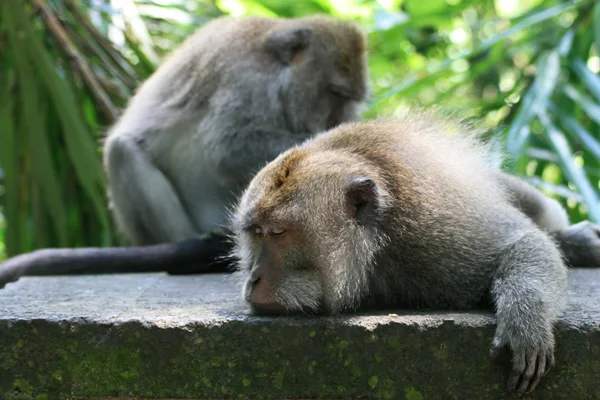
0 237 234 289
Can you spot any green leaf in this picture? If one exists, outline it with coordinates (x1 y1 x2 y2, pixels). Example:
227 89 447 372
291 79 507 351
0 87 19 255
5 3 70 247
538 110 600 222
405 0 449 18
561 84 600 126
9 2 111 234
119 0 159 67
549 101 600 161
505 51 560 157
571 58 600 103
374 0 579 104
517 175 584 203
594 1 600 54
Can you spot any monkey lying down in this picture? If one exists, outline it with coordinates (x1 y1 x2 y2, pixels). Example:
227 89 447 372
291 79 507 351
230 113 572 395
0 14 598 287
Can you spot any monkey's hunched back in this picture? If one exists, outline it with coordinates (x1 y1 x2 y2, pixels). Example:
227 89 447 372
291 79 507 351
314 116 528 308
233 111 568 394
105 15 368 245
0 15 369 287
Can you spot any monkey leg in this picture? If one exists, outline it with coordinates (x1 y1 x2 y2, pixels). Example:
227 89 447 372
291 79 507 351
554 221 600 268
496 172 569 232
489 232 568 395
496 172 600 267
104 134 198 245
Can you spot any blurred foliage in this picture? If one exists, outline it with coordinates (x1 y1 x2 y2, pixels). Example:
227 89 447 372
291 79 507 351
0 0 599 259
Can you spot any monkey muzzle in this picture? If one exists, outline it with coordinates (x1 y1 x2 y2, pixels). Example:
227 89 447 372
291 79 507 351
245 266 288 315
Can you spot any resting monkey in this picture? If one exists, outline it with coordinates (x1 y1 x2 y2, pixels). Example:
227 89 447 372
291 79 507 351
0 15 369 286
0 15 598 289
231 112 571 395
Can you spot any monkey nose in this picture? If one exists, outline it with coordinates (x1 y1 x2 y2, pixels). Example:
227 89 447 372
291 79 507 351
250 267 262 284
248 277 287 315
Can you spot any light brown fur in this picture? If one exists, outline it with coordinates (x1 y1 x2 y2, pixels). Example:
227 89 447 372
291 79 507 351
232 111 569 395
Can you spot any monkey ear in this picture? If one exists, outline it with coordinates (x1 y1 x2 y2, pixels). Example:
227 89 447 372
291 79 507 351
265 27 314 65
346 177 378 220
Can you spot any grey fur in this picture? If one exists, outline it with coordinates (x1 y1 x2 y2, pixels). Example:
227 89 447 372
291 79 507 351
498 172 600 268
104 15 368 245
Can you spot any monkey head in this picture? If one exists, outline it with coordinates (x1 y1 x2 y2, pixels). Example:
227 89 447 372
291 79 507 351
264 16 369 132
231 144 392 315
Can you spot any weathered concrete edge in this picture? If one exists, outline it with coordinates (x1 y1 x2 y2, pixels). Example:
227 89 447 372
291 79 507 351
1 311 599 400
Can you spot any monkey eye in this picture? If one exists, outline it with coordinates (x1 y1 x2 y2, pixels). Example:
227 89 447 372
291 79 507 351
270 227 286 236
247 225 285 236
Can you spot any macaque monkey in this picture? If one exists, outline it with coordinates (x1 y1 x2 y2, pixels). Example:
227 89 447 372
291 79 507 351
0 15 369 287
0 15 598 289
231 111 571 395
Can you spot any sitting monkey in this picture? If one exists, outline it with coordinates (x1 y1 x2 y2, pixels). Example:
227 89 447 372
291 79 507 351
0 14 369 286
0 15 598 289
231 111 572 395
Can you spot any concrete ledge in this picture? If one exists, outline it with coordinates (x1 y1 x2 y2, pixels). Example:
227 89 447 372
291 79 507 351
0 269 599 400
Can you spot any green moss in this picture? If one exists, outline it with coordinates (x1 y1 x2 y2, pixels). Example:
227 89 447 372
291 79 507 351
365 333 378 343
431 344 448 361
12 379 32 394
1 318 598 399
404 387 423 400
387 336 401 349
272 371 284 390
337 340 350 350
368 376 379 388
201 376 212 388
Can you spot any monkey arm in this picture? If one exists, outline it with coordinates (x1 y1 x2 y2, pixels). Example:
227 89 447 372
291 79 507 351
104 134 199 245
490 230 567 395
205 124 308 179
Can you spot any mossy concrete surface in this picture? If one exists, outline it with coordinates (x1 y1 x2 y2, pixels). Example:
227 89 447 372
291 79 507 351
0 269 599 400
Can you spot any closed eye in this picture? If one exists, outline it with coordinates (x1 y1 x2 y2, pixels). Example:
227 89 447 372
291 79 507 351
271 227 286 236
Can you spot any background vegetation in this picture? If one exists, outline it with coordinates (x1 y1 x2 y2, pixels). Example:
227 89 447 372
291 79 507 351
1 0 599 260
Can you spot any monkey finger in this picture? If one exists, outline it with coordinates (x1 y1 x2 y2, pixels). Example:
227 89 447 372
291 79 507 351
545 352 555 375
507 352 526 393
525 351 548 394
516 350 538 395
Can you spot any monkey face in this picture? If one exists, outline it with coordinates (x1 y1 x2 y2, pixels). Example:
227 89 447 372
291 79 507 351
231 148 391 316
235 224 325 315
267 17 368 134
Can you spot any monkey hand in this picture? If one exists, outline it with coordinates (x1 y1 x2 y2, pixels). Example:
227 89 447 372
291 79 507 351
557 221 600 268
491 328 555 395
